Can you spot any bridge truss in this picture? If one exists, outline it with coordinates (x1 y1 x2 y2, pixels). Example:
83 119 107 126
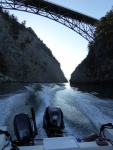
0 0 98 42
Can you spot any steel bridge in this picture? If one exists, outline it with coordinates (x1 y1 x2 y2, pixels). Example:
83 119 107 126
0 0 98 41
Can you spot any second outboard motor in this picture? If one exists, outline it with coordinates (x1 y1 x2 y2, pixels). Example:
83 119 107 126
14 108 38 146
43 106 65 137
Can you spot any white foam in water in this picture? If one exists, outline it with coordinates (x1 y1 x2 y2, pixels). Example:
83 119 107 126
0 92 28 125
34 84 66 137
46 86 113 136
37 84 65 107
38 84 113 130
0 83 113 138
69 90 113 129
35 84 64 119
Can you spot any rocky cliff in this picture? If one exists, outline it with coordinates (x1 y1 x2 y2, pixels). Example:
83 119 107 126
0 9 67 83
70 10 113 84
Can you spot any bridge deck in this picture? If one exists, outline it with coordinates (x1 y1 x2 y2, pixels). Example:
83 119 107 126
16 0 98 25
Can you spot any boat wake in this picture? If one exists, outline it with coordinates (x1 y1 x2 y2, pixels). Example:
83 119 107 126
0 83 113 139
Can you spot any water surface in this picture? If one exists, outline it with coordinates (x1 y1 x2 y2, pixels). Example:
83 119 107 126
0 83 113 139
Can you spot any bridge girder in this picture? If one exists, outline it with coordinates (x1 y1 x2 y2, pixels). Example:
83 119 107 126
0 0 98 42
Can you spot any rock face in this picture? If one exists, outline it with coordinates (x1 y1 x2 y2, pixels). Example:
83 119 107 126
70 10 113 84
0 9 67 83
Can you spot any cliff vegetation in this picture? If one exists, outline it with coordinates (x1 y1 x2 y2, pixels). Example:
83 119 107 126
70 9 113 84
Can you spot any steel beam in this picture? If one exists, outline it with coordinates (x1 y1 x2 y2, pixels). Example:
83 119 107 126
0 0 98 41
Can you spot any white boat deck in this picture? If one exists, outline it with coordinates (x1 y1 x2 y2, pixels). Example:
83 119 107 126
0 124 113 150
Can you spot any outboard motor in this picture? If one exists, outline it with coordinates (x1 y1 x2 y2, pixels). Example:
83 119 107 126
43 106 65 137
14 108 38 146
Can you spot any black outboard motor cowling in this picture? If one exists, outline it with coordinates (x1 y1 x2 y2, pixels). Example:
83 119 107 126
49 107 62 128
14 113 33 145
43 106 65 137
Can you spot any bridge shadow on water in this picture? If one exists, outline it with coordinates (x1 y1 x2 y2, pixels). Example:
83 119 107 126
70 83 113 99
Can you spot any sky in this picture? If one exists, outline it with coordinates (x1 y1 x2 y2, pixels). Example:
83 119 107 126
8 0 113 79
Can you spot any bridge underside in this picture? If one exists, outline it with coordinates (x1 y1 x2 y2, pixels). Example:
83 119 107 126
0 0 98 42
